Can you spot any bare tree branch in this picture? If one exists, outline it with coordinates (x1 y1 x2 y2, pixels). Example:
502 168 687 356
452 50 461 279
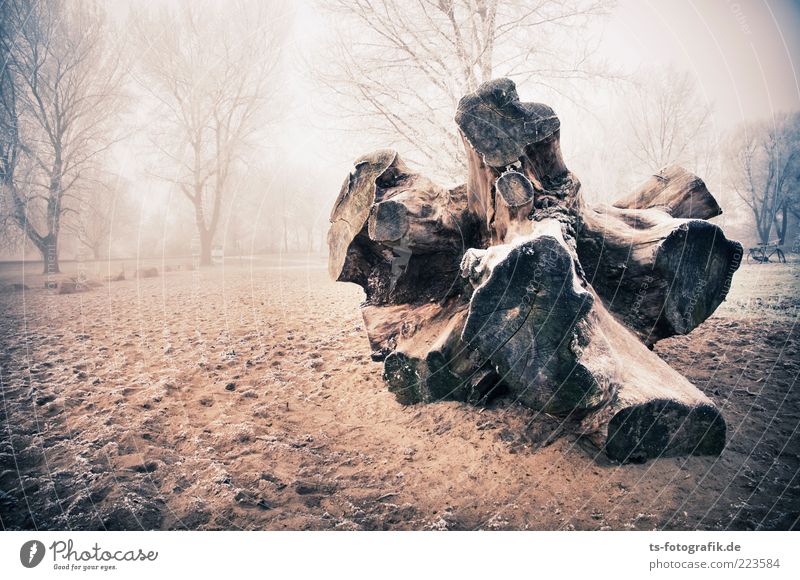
315 0 615 182
131 0 285 265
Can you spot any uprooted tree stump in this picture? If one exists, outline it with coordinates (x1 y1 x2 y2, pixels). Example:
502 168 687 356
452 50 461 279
328 78 742 463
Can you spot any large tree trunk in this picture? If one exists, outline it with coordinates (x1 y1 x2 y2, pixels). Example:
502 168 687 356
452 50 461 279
91 241 103 261
755 208 772 244
328 79 741 463
199 229 213 266
577 166 741 344
39 234 60 275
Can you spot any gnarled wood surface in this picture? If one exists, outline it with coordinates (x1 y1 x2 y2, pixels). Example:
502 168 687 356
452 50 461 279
328 78 741 463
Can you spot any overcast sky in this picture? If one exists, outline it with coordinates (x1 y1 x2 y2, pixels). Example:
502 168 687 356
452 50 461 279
105 0 800 222
281 0 800 186
604 0 800 124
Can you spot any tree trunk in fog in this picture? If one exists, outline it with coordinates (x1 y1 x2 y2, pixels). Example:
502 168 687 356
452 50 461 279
282 213 289 253
37 234 60 275
199 229 213 267
90 242 103 261
756 215 772 245
775 204 788 245
328 78 743 463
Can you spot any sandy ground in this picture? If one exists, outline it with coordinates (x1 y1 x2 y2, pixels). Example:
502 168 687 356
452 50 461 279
0 254 798 531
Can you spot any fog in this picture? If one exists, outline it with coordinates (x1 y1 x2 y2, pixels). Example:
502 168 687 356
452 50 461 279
2 0 799 267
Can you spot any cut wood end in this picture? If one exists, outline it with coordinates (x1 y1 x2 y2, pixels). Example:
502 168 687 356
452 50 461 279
604 400 726 463
328 149 398 281
613 165 722 220
455 78 560 168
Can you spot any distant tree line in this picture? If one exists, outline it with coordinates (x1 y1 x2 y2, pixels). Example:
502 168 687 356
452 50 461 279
726 113 800 245
1 0 798 268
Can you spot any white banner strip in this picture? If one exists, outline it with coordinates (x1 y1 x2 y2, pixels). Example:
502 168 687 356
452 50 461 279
1 531 798 579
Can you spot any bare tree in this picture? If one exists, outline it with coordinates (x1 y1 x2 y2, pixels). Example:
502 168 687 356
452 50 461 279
726 112 800 245
132 1 285 266
64 176 131 260
624 67 714 176
318 0 613 181
0 1 25 254
0 0 123 273
774 115 800 245
786 169 800 225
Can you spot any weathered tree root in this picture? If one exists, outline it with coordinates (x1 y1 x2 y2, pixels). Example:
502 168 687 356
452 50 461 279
328 78 741 463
